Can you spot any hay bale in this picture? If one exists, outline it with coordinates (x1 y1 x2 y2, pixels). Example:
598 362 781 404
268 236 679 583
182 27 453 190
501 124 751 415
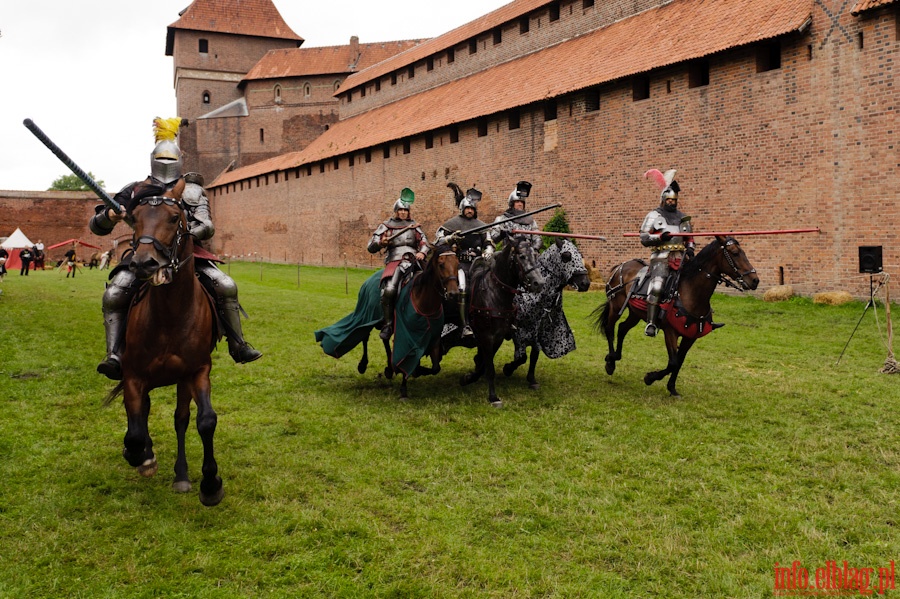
763 285 795 302
813 291 854 306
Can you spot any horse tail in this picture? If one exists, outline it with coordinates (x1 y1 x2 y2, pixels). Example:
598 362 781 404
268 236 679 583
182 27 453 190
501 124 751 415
102 381 125 406
590 300 612 339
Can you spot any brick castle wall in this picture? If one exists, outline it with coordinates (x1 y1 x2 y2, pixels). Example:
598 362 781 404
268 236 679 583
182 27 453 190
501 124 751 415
208 5 899 298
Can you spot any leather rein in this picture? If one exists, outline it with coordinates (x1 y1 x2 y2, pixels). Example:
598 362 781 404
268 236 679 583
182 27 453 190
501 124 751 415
130 196 193 276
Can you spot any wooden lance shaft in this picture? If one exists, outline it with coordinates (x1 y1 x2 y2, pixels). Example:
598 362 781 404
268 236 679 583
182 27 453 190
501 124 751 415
623 228 820 238
23 118 123 213
511 229 607 241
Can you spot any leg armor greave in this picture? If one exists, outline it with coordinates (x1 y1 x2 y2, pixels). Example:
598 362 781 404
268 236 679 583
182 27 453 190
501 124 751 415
197 262 262 363
456 268 473 336
102 269 140 357
97 269 140 379
379 267 404 340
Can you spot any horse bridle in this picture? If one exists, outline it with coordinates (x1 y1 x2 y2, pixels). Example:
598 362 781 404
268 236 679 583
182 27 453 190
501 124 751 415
718 238 756 291
130 196 193 275
436 251 459 299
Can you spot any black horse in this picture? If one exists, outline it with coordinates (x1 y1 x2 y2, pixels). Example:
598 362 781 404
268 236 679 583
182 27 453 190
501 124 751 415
594 236 759 396
459 232 544 407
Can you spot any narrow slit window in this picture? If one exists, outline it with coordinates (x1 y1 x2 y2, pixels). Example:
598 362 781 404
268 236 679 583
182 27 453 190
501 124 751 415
447 48 455 63
477 119 488 137
199 39 208 53
520 16 530 34
493 28 502 45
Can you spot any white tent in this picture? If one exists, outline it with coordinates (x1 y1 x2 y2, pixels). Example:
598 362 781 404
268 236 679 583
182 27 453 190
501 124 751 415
1 228 34 250
1 228 36 271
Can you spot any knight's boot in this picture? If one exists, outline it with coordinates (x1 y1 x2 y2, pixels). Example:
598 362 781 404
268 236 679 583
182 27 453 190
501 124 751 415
97 310 126 380
459 296 473 338
380 296 395 341
219 299 262 363
645 302 659 337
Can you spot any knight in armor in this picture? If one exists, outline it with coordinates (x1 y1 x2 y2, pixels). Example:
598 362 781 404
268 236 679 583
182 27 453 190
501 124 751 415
367 188 429 341
490 181 543 251
435 183 494 338
639 168 695 337
91 117 262 380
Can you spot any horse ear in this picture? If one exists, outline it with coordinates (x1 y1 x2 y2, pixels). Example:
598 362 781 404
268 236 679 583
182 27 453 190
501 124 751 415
715 235 727 245
560 251 572 263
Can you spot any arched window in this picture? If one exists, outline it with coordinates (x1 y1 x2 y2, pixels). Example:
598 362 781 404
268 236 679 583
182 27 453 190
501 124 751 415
334 80 342 93
202 91 211 104
274 84 282 103
303 82 311 98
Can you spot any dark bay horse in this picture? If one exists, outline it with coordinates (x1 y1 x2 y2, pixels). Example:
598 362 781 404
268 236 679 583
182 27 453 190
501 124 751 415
595 236 759 396
104 186 223 506
461 232 544 407
503 238 591 389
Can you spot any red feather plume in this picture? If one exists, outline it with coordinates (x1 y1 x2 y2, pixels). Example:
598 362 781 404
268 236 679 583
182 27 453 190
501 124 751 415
644 169 667 191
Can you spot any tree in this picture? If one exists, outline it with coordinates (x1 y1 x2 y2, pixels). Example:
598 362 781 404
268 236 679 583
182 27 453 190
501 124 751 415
542 208 574 251
48 172 105 191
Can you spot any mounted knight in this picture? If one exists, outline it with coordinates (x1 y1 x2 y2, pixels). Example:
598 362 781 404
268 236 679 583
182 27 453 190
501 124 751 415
435 183 494 338
639 168 695 337
491 181 542 252
367 188 429 341
91 117 261 380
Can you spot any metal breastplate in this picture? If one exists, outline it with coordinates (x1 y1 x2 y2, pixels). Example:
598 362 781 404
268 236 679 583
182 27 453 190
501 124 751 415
385 227 419 262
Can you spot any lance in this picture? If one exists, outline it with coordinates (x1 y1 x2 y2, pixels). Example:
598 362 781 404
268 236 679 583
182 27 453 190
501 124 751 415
23 118 122 213
623 228 819 238
453 203 562 238
382 223 419 244
511 229 607 241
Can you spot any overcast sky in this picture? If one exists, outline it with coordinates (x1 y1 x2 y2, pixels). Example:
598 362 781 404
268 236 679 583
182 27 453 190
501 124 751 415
0 0 510 194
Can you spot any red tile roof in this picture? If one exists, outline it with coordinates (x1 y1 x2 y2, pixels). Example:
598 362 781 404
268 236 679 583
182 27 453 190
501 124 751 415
166 0 302 56
341 0 550 93
243 40 425 82
851 0 898 15
211 0 812 187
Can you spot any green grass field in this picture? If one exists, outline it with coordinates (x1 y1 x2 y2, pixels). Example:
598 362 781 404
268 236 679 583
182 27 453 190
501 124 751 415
0 263 897 598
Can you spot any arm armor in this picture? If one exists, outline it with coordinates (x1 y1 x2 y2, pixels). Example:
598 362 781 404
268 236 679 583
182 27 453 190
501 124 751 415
639 211 666 247
414 226 429 254
184 183 214 240
368 223 388 254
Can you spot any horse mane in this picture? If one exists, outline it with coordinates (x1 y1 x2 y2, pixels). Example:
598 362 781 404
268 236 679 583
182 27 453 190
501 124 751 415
679 238 728 280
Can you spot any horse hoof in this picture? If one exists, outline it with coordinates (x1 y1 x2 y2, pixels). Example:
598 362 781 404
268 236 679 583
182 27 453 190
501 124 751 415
669 389 681 397
643 373 656 386
460 374 472 386
200 478 224 507
502 364 515 377
529 382 540 390
605 361 616 376
172 480 192 493
357 361 368 374
383 367 394 380
489 398 503 408
137 457 158 478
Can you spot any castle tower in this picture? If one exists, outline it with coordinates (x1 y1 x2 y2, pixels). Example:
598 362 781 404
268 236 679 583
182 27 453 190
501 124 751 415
165 0 303 173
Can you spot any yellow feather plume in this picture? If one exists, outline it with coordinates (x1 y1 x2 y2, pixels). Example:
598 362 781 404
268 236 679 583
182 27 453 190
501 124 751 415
153 117 183 143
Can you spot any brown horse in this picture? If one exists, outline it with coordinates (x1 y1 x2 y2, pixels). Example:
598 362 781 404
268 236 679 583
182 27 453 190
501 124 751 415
595 236 759 397
104 187 223 506
375 243 460 399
